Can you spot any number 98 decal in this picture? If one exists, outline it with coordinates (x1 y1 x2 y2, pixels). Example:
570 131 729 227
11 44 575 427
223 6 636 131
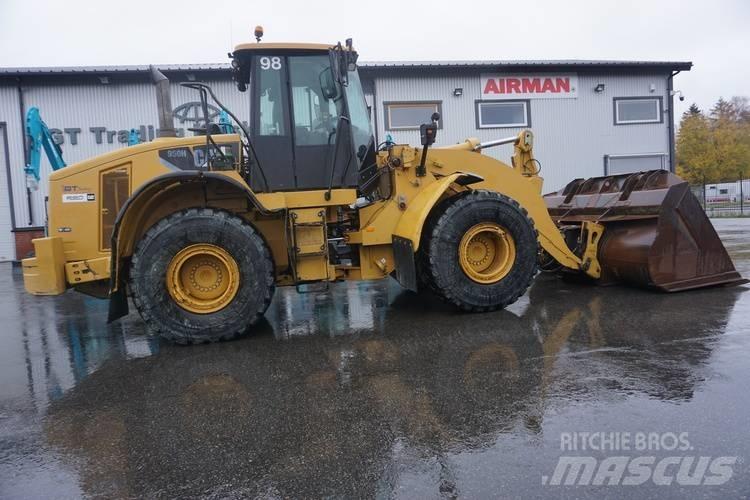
260 56 282 70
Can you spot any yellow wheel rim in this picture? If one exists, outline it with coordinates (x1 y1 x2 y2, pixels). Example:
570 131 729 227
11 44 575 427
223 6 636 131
166 244 240 314
458 222 516 284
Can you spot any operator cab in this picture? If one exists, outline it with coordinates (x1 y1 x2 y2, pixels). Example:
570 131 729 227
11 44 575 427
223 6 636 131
230 40 376 193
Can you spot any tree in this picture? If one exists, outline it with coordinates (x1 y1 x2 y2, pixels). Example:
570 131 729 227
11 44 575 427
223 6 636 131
676 97 750 184
676 105 716 183
732 97 750 122
710 97 750 181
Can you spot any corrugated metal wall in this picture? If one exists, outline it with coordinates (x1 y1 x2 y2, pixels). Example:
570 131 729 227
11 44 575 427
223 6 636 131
372 71 670 191
0 123 13 260
0 84 26 261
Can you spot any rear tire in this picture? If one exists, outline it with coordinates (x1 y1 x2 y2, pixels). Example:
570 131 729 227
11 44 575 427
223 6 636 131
423 191 538 312
130 208 275 344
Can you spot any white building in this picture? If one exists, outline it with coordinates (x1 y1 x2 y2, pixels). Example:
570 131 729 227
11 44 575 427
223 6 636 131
704 180 750 203
0 59 691 260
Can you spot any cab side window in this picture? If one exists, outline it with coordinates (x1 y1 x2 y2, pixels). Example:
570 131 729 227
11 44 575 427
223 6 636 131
257 56 286 136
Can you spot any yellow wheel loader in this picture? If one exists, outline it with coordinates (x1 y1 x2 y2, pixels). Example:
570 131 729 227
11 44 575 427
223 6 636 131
21 37 747 344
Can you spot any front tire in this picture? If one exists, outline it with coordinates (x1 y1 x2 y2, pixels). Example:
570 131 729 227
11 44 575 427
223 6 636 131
130 208 275 344
423 191 538 312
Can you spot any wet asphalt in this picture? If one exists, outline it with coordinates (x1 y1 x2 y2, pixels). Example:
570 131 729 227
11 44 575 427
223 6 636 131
1 219 749 499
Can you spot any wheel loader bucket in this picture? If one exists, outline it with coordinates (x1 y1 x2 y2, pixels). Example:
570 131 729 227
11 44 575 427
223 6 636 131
544 170 747 291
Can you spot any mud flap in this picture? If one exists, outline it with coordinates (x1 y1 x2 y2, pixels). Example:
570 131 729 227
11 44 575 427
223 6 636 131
392 236 417 292
107 285 129 323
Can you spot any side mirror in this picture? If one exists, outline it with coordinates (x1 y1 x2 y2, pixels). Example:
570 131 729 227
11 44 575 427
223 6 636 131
230 54 250 92
319 68 338 100
329 42 350 87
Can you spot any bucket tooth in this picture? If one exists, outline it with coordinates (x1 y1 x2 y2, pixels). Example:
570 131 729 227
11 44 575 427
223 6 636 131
545 170 748 291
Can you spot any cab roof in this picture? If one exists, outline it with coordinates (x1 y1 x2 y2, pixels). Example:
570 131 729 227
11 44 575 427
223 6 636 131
233 42 333 53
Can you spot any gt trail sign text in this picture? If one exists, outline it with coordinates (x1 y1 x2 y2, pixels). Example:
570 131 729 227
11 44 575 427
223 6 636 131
481 74 578 99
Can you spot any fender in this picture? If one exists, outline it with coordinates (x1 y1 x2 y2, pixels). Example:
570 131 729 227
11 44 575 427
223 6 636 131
107 171 275 322
392 172 482 251
391 172 482 291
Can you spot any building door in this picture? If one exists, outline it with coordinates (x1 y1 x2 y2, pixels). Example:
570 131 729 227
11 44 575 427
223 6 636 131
0 124 14 261
605 153 667 175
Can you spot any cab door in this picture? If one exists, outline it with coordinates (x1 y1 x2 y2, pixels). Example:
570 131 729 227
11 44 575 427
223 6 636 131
287 55 353 190
249 55 295 191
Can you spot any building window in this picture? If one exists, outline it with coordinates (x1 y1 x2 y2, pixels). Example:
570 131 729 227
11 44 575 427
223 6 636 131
475 100 530 128
614 97 662 125
384 101 441 130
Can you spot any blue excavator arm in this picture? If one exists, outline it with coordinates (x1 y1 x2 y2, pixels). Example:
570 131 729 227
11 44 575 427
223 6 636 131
128 128 141 146
24 107 66 189
218 110 235 134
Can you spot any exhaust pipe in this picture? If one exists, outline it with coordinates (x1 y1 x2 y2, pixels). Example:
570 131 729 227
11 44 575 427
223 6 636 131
149 65 177 138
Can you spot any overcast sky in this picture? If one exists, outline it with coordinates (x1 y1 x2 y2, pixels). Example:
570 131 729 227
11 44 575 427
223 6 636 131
1 0 748 119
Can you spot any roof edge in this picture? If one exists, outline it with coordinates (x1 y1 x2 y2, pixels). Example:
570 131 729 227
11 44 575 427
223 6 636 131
359 60 693 72
0 59 693 77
